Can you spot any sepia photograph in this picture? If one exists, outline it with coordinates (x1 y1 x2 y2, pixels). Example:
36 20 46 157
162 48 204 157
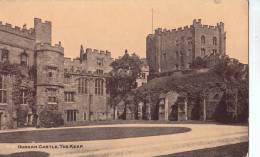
0 0 248 156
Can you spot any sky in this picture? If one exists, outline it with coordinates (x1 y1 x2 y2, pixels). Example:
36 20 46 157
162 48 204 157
0 0 248 63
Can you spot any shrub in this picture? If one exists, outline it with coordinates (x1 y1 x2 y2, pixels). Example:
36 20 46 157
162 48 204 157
39 110 64 128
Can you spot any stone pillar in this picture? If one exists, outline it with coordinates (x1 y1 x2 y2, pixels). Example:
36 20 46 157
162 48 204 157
165 98 169 121
185 98 188 120
203 97 207 121
146 103 151 120
114 106 118 120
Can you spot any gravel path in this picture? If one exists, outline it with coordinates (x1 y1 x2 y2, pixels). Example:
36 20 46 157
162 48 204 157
0 124 248 157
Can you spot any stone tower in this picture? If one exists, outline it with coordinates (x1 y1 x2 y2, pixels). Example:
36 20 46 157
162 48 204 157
146 19 226 74
34 19 64 125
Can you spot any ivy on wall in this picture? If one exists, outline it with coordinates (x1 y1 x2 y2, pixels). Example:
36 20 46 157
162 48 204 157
0 62 36 127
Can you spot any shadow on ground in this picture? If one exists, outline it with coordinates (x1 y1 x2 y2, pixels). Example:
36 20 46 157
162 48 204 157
157 142 248 157
0 127 191 143
0 151 49 157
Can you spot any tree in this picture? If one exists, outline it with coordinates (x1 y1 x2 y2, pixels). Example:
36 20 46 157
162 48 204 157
108 49 142 99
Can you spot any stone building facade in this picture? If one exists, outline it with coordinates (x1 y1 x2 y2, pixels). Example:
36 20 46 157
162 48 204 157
63 46 113 124
146 19 226 74
0 18 113 129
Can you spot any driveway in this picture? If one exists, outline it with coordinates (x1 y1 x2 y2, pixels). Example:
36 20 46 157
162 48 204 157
0 124 248 157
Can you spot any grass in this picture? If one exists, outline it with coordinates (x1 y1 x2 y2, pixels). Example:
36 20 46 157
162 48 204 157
0 151 49 157
0 126 190 143
158 142 248 157
64 120 248 127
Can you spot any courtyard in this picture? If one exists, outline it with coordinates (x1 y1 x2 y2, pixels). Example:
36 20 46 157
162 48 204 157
0 122 248 157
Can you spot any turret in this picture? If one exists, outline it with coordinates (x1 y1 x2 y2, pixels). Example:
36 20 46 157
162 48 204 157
80 45 84 63
34 18 52 44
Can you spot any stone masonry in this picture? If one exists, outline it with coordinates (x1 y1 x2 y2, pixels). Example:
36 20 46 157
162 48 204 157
146 19 226 74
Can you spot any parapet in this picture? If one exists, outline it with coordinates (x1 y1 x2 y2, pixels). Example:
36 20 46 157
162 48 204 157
84 47 112 57
34 18 51 26
193 19 202 25
35 42 64 54
0 20 35 39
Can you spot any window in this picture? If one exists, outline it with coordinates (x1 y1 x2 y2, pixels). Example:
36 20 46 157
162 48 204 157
64 74 70 84
21 89 27 104
201 48 206 56
78 78 88 94
213 37 217 45
64 92 75 102
212 49 217 54
48 72 53 78
0 75 7 103
176 51 179 58
201 35 206 44
67 110 77 121
83 112 87 121
89 94 93 104
97 58 103 66
163 53 166 61
20 51 28 66
48 96 57 103
95 79 104 95
0 49 9 63
47 66 57 78
96 69 104 75
47 88 57 103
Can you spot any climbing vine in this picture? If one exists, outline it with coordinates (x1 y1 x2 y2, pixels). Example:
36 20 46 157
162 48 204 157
0 62 36 127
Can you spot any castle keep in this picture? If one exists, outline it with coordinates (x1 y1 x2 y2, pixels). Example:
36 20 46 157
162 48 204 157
146 19 226 74
0 18 113 129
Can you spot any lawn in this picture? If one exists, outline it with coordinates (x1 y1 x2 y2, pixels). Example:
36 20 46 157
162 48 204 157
0 126 190 143
158 142 248 157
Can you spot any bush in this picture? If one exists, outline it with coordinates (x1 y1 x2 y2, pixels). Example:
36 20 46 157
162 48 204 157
39 110 64 128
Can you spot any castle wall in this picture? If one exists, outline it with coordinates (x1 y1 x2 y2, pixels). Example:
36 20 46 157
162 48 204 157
146 19 226 74
0 75 16 129
0 27 35 66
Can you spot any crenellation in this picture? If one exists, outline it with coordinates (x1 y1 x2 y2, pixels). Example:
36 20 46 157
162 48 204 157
105 50 111 56
86 48 92 53
203 25 209 28
0 20 35 39
177 27 183 31
147 19 226 73
36 42 64 54
184 26 189 30
93 49 99 53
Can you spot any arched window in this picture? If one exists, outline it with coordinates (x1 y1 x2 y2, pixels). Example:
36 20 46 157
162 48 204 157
20 51 28 66
213 37 217 45
201 35 205 44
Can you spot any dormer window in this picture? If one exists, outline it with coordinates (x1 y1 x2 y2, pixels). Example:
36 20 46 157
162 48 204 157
20 51 28 66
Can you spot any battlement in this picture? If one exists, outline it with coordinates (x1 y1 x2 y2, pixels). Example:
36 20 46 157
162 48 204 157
64 57 81 64
154 19 224 36
84 47 112 57
34 18 51 26
0 20 35 39
35 42 64 54
155 25 193 35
